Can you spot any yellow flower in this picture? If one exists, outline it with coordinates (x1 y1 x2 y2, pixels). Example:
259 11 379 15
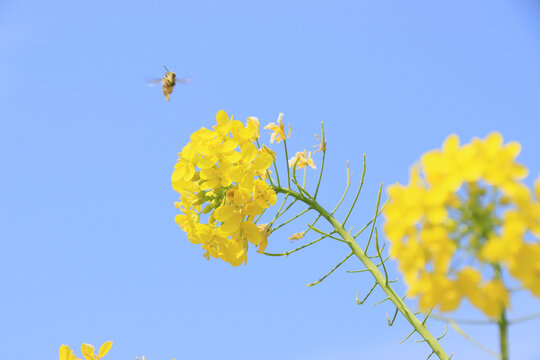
474 280 509 317
288 150 316 169
59 345 81 360
229 116 260 145
81 341 112 360
264 112 290 144
385 132 539 316
508 243 540 297
172 111 279 266
412 273 461 312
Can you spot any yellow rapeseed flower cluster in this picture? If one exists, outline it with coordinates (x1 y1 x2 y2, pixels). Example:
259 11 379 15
59 341 112 360
384 132 540 317
172 110 278 266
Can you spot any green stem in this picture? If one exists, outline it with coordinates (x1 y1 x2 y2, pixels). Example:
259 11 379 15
272 159 281 187
272 186 450 360
283 139 291 189
313 122 326 199
498 309 509 360
494 265 509 360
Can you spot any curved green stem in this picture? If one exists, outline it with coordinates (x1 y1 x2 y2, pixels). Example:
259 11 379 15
272 185 450 360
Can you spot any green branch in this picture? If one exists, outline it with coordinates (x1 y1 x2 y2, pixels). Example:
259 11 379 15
271 185 450 360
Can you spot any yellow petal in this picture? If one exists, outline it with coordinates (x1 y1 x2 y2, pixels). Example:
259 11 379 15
241 221 262 245
98 341 113 358
535 175 540 201
80 343 95 360
191 127 216 140
442 134 459 155
214 205 235 222
229 165 244 183
221 139 238 153
252 152 273 171
485 132 503 156
59 345 74 360
198 155 218 169
216 110 229 128
221 215 242 234
241 142 257 163
223 150 242 163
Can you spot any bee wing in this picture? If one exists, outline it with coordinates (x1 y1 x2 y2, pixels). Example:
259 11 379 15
145 78 163 86
175 77 194 85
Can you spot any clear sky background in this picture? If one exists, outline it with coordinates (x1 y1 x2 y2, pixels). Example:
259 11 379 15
1 1 540 359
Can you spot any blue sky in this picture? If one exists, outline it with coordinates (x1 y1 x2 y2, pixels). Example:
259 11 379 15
1 1 540 359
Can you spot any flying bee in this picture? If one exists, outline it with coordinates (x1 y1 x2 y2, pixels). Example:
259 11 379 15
148 66 193 101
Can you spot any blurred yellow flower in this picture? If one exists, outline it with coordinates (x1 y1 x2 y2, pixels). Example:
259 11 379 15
58 342 111 360
384 132 539 317
59 345 81 360
81 341 112 360
172 111 278 266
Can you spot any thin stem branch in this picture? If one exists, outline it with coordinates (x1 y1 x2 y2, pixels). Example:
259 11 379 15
306 225 345 242
357 282 378 305
343 154 366 226
303 214 322 236
272 207 312 232
313 122 326 199
283 138 291 189
387 307 399 326
353 199 389 238
273 158 281 187
374 227 388 285
363 184 383 253
254 208 267 224
331 161 351 214
264 234 327 257
268 195 291 227
292 177 312 200
307 252 354 287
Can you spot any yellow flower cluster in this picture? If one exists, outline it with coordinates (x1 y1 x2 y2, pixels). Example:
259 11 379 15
384 132 539 317
59 341 112 360
172 110 277 266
